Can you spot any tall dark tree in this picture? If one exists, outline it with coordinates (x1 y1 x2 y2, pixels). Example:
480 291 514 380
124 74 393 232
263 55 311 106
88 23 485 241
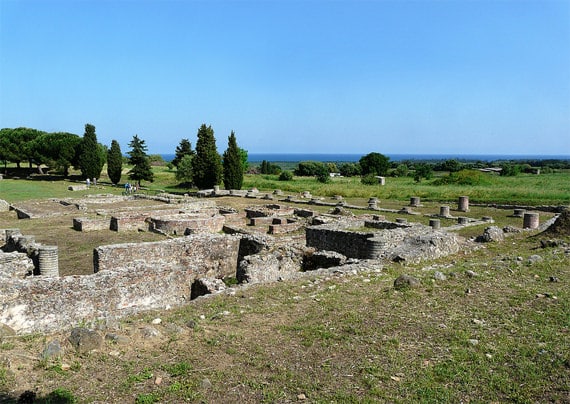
192 124 222 189
172 138 194 167
79 124 105 179
127 135 154 187
107 140 123 185
222 131 244 190
359 152 390 176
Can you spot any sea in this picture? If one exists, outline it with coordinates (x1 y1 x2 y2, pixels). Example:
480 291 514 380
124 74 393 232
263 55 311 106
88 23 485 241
160 153 570 163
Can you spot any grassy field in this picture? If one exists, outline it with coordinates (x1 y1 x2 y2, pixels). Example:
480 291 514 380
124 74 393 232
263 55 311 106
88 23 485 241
0 166 569 403
2 165 568 206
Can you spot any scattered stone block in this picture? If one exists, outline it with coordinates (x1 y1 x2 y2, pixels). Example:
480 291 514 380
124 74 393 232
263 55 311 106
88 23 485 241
394 274 421 290
68 328 103 353
68 185 88 191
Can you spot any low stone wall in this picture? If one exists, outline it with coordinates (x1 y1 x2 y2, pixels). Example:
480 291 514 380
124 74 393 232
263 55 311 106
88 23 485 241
306 219 463 263
149 214 225 235
73 217 110 232
0 234 241 335
306 223 377 259
94 234 240 279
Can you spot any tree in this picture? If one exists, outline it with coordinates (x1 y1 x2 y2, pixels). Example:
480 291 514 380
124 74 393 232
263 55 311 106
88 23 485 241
79 124 105 180
339 162 361 177
175 154 194 186
107 140 123 185
238 148 249 172
30 132 81 176
192 124 222 189
127 135 154 187
222 131 244 190
359 152 390 176
413 163 434 183
171 139 194 167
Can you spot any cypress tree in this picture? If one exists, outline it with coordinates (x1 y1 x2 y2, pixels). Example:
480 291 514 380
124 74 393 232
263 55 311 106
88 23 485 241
127 135 154 187
79 123 104 179
222 131 244 190
172 138 194 167
107 140 123 185
191 124 222 189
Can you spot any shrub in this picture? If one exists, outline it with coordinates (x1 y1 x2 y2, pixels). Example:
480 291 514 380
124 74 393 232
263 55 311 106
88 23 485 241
279 171 293 181
361 174 378 185
432 169 490 186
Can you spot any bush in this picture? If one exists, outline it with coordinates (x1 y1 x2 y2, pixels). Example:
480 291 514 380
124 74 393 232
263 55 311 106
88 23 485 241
432 169 490 186
361 174 378 185
279 171 293 181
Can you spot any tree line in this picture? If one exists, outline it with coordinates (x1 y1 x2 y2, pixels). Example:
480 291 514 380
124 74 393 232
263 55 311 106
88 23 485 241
0 123 246 190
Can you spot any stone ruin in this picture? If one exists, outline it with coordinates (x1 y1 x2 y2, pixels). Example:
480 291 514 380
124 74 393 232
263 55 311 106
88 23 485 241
2 192 557 336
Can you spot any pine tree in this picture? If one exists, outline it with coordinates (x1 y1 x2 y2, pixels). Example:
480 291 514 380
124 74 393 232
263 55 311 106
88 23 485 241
107 140 123 185
127 135 154 187
172 138 194 167
79 123 104 180
191 124 222 189
222 131 244 190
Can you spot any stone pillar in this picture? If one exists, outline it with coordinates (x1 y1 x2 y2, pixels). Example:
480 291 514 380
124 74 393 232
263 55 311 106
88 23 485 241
213 185 220 193
410 197 420 207
513 209 525 217
429 219 441 229
523 212 540 229
368 197 378 210
457 217 469 225
458 196 469 212
38 246 59 277
440 206 450 217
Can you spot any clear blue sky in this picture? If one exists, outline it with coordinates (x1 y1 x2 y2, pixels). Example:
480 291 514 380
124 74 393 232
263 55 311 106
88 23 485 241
1 0 569 155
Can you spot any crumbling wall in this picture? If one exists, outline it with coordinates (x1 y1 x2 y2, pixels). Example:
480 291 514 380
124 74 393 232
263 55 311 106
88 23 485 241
150 214 225 235
1 234 241 335
306 222 379 259
94 234 240 279
306 219 463 262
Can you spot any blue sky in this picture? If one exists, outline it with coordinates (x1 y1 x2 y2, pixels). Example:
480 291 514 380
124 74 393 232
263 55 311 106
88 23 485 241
1 0 569 155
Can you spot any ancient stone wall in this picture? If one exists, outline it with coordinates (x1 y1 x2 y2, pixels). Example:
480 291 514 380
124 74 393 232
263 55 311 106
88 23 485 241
94 234 240 279
149 214 225 235
1 234 241 335
306 224 378 259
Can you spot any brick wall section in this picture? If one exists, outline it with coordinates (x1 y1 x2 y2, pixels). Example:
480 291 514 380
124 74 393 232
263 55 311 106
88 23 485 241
94 234 240 279
306 224 380 259
0 234 241 335
150 214 225 235
73 217 110 231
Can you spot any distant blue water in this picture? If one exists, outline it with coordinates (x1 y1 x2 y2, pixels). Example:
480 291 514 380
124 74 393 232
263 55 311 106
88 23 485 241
161 153 570 163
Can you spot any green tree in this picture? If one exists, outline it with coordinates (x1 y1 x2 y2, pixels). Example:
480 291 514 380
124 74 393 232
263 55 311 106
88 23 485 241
127 135 154 187
79 124 105 180
238 147 249 172
192 124 222 189
175 154 194 186
107 140 123 185
222 131 244 190
171 139 194 167
413 163 434 183
339 162 361 177
359 152 390 176
30 132 81 176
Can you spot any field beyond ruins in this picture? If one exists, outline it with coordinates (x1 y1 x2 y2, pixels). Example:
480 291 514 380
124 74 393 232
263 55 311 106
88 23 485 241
0 168 569 403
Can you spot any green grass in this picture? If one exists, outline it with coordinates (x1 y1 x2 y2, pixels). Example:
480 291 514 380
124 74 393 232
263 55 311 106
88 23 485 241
1 165 569 205
1 165 569 402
